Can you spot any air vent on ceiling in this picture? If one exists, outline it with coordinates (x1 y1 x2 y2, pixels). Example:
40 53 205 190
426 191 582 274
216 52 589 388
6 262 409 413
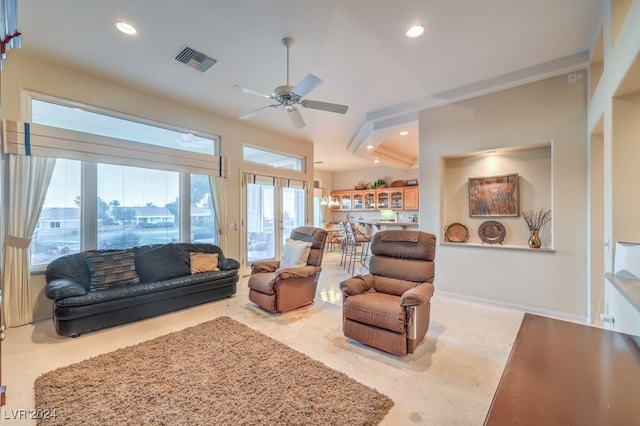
174 47 217 73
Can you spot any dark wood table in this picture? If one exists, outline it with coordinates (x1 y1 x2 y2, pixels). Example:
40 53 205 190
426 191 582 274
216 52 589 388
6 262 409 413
485 313 640 425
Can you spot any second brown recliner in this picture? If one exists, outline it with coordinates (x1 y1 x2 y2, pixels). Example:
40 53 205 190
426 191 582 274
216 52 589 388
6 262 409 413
340 230 436 356
248 226 327 313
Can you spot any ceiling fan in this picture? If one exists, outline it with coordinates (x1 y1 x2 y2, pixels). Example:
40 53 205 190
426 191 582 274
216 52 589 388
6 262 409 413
233 37 348 129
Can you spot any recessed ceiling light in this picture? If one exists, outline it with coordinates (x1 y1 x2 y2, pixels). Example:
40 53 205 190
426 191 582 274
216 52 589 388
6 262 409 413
366 144 374 149
406 25 424 38
400 131 409 136
116 22 137 35
374 158 380 164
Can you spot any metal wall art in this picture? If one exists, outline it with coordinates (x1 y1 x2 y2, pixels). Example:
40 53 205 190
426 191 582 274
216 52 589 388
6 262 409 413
468 173 519 217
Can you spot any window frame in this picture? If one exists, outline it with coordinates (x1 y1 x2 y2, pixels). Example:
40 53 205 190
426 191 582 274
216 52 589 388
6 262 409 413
26 94 221 272
25 91 220 156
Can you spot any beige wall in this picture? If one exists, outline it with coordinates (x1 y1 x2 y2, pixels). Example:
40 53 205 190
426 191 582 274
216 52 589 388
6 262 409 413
419 74 588 319
313 169 334 195
1 51 315 321
590 0 640 332
331 165 419 192
612 93 640 243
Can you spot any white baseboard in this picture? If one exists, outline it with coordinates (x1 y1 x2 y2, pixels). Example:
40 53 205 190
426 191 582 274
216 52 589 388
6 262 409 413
435 290 589 324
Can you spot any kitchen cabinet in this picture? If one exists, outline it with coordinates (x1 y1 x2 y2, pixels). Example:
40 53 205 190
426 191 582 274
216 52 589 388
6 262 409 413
403 187 419 210
330 187 418 211
352 192 364 210
363 191 376 210
331 192 352 211
338 192 352 212
353 191 376 211
390 189 404 209
376 190 390 209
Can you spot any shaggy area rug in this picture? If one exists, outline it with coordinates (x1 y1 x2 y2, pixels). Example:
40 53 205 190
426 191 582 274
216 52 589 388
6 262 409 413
34 316 393 425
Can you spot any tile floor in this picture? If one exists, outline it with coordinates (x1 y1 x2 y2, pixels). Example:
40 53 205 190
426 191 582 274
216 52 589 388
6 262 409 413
2 251 525 425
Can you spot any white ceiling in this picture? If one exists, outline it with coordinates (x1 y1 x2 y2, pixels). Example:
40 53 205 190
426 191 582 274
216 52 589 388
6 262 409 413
17 0 602 171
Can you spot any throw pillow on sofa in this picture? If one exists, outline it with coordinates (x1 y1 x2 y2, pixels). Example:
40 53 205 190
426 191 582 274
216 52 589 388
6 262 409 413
135 244 191 282
280 239 312 268
85 250 140 291
190 252 220 274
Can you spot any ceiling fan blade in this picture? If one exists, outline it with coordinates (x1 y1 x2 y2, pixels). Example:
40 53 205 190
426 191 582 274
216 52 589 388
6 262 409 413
231 84 273 99
301 99 349 114
291 74 323 97
238 104 279 120
288 107 306 129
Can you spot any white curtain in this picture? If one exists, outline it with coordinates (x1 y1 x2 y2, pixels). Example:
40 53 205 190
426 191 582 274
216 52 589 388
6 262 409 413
209 176 227 252
2 155 57 327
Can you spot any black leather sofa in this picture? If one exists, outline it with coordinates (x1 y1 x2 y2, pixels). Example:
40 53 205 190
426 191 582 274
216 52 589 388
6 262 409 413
45 243 240 337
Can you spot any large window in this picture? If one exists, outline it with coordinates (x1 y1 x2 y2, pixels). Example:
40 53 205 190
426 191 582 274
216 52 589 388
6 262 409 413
29 96 221 267
32 163 217 266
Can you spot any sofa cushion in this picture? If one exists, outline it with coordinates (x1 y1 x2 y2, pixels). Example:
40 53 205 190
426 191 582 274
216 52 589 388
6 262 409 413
190 252 219 274
280 239 312 268
85 250 140 291
135 244 191 282
55 269 239 308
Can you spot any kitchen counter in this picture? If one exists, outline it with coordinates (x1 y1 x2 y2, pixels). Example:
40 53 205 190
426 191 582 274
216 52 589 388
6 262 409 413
353 220 419 230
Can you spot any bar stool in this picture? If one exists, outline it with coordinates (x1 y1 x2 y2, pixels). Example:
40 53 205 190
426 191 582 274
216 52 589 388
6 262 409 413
344 221 371 275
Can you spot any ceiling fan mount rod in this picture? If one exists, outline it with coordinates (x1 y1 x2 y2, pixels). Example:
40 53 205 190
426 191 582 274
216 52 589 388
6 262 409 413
282 37 294 86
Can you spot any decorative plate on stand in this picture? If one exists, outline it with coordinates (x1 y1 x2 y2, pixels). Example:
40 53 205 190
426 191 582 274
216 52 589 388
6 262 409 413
444 223 470 242
478 221 506 244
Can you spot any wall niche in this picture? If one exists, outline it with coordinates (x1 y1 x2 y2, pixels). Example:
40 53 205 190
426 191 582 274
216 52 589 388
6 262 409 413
442 143 553 250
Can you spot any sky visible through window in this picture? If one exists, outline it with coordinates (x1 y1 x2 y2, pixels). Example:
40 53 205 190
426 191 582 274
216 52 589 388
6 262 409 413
97 164 179 208
32 99 218 155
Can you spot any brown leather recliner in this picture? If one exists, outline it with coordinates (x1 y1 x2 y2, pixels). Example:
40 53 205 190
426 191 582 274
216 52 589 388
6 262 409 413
340 230 436 356
248 227 327 313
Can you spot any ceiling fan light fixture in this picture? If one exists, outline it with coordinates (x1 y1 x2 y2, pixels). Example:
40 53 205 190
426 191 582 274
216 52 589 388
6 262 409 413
400 131 409 136
320 196 340 207
406 25 424 38
116 22 137 35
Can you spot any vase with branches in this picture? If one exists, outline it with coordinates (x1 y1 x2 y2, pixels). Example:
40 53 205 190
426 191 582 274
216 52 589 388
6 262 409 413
521 209 551 248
